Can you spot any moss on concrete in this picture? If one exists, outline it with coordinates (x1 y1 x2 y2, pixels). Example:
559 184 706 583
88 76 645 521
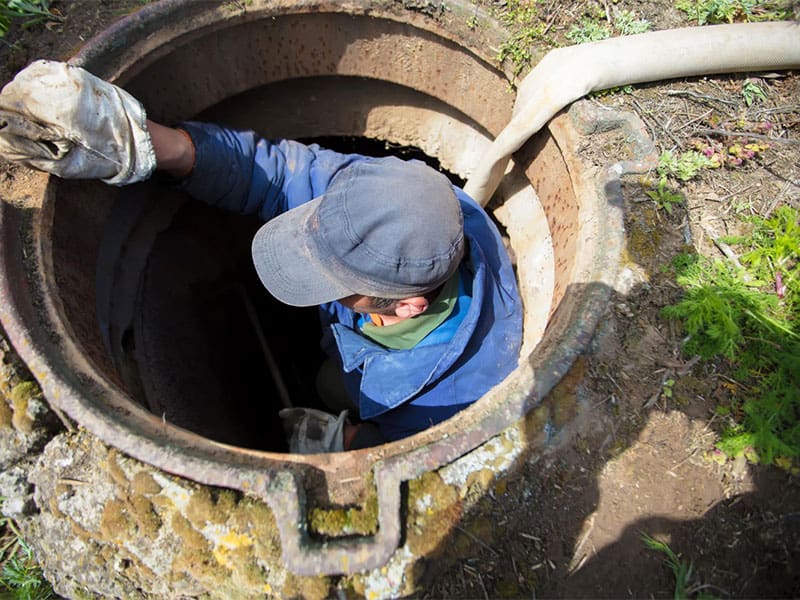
406 471 461 557
128 494 161 539
99 498 135 541
282 571 330 600
0 394 12 429
186 487 238 527
452 516 493 556
130 471 161 495
308 493 379 537
105 450 130 489
9 380 37 433
173 544 230 589
547 356 586 428
231 497 282 562
170 512 209 552
626 205 662 264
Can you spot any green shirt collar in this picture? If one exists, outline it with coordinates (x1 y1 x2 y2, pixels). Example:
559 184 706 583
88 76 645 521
360 272 460 350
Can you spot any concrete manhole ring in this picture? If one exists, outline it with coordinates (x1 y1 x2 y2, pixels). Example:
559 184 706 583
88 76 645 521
0 1 632 597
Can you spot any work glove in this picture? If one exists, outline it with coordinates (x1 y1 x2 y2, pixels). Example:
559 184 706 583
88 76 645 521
279 408 349 454
0 60 155 185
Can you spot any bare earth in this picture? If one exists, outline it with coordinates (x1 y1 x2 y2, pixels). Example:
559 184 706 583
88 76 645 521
1 1 798 598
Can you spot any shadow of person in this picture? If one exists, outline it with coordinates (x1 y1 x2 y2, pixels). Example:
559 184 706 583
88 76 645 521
551 464 800 598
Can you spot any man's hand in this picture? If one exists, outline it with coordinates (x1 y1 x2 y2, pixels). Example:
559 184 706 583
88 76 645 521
279 408 349 454
0 60 155 185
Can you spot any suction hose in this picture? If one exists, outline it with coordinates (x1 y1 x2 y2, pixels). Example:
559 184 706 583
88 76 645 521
465 21 800 205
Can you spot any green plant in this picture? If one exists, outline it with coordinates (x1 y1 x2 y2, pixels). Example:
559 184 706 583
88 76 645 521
566 16 611 43
0 0 60 37
496 0 547 76
657 149 716 182
645 177 684 213
614 9 652 35
566 7 651 43
741 79 767 106
662 206 800 465
0 514 53 600
675 0 792 24
641 533 718 600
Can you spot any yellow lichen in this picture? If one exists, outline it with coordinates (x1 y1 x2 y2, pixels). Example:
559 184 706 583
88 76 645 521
211 530 254 568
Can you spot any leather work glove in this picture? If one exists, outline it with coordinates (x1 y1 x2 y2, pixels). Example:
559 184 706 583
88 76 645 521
279 408 349 454
0 60 155 185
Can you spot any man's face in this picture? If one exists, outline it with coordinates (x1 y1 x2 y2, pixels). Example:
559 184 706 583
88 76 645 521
338 295 398 316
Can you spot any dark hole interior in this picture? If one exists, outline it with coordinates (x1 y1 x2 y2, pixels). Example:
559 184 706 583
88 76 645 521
111 136 463 452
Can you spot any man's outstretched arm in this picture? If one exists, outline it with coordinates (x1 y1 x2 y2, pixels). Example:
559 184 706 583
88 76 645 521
147 119 195 179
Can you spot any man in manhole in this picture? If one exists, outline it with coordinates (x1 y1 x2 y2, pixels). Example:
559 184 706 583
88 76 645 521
0 61 523 452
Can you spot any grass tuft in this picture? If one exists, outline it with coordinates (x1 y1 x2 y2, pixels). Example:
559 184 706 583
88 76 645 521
0 511 53 600
641 533 719 599
0 0 61 38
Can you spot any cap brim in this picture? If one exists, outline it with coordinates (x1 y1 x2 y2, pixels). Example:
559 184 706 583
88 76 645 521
251 197 355 307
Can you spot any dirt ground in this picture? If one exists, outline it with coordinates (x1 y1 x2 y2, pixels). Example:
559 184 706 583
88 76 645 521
0 1 798 599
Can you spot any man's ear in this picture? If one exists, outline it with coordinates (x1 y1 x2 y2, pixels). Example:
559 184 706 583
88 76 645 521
394 296 430 319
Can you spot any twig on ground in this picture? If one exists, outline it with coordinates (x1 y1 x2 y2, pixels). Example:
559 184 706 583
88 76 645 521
696 128 800 145
541 0 562 36
753 105 800 117
633 99 682 146
464 565 490 600
667 89 738 107
702 225 744 269
716 183 759 203
677 109 714 132
454 525 499 556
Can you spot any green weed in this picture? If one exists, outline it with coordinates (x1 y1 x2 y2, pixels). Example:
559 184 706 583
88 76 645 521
641 533 718 600
566 7 651 43
0 0 60 37
0 512 53 600
675 0 793 24
645 177 684 214
613 9 653 35
662 206 800 465
741 79 767 106
657 149 716 182
566 16 611 43
496 0 548 77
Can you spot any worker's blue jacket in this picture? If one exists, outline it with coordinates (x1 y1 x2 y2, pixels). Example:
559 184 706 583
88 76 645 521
177 122 523 441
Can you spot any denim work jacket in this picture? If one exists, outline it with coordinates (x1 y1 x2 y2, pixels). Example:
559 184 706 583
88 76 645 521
177 122 523 441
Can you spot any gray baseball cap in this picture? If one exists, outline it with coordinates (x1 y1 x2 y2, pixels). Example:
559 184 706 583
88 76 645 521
251 157 465 307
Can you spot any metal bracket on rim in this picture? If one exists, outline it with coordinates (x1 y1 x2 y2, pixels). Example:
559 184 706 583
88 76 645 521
259 460 403 576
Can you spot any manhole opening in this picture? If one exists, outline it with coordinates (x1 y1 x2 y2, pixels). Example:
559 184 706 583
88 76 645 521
107 136 467 452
